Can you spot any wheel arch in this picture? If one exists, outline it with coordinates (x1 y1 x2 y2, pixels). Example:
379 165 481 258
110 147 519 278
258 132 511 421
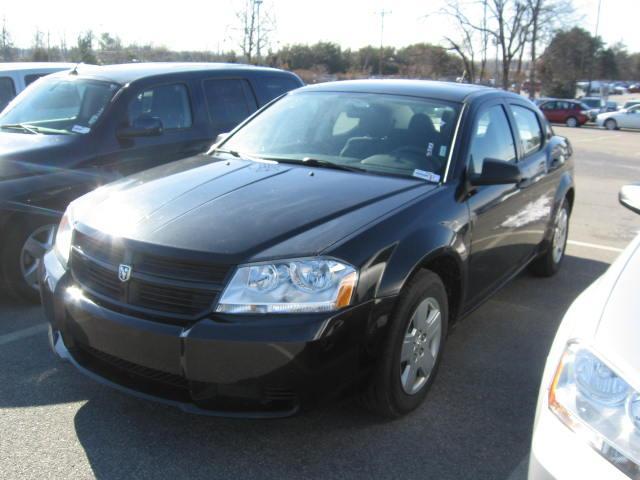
400 247 466 325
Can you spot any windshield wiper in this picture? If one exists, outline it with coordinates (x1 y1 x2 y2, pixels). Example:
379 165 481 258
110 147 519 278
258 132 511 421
0 123 41 135
273 157 366 173
211 148 241 157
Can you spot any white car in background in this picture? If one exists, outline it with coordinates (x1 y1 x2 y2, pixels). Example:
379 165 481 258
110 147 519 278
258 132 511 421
529 184 640 479
0 62 74 111
596 104 640 130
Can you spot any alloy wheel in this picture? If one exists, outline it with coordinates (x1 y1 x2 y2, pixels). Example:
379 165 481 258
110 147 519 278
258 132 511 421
552 207 568 264
566 117 578 127
400 297 442 395
20 224 56 291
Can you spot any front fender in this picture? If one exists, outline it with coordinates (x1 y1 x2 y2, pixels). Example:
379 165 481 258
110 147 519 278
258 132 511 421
0 167 110 220
328 185 470 303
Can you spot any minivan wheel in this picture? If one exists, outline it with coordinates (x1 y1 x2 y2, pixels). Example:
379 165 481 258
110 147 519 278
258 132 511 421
1 219 56 303
565 116 579 127
529 199 570 277
361 269 448 418
605 118 618 130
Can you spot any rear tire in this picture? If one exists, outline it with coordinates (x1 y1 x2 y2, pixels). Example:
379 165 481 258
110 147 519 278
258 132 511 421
565 116 579 127
1 218 57 303
361 269 448 418
605 118 618 130
529 199 570 277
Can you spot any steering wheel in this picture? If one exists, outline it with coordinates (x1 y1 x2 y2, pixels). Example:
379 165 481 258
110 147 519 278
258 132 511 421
389 145 442 172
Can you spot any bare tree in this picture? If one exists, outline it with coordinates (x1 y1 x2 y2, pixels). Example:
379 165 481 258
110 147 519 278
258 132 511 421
0 17 14 61
236 0 275 63
442 0 534 89
441 0 484 82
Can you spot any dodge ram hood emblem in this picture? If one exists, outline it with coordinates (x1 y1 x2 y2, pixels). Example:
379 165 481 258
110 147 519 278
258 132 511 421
118 264 132 282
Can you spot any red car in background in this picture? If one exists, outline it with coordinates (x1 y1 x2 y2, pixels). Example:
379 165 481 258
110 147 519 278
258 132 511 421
538 99 590 127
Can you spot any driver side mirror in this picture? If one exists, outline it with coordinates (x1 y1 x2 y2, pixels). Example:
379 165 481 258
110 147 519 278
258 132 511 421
469 159 522 186
117 116 163 138
619 184 640 215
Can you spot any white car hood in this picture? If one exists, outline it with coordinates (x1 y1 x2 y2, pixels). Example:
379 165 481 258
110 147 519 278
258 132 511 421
592 234 640 385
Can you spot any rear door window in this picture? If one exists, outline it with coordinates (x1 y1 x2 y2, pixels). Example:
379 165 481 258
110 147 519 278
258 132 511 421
25 74 47 86
252 76 301 103
0 77 16 111
509 105 543 157
128 84 193 130
203 78 257 133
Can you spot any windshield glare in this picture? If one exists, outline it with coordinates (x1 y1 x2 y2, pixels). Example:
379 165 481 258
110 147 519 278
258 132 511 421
221 91 461 181
0 77 119 135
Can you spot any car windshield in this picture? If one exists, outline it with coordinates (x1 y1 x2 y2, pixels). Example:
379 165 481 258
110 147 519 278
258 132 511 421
0 76 120 135
219 91 461 181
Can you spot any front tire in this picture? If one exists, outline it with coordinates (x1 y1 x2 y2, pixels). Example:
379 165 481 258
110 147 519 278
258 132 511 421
605 118 618 130
529 199 570 277
1 218 57 303
362 270 448 418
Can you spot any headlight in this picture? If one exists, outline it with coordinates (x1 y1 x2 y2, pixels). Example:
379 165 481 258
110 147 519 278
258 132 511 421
54 205 76 267
215 257 358 314
549 343 640 477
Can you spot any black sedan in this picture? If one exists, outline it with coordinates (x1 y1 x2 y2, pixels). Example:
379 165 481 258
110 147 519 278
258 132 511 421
40 80 574 418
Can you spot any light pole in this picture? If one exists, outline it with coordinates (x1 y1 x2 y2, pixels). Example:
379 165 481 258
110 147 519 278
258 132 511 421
586 0 602 96
377 9 391 76
255 0 263 64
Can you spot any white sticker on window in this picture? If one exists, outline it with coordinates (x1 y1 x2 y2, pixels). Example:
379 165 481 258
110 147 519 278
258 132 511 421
71 125 90 134
426 142 434 157
439 145 447 157
413 169 441 182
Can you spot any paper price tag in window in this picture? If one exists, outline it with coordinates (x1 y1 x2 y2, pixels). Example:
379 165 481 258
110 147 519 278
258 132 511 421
72 125 90 134
413 169 441 182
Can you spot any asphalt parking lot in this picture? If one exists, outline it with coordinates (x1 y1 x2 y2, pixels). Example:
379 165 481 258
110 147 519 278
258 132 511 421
1 125 638 480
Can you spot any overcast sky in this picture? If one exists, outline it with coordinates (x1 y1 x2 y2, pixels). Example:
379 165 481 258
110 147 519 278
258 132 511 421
2 0 639 53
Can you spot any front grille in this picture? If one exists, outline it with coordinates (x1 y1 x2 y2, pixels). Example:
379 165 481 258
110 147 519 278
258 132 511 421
70 230 231 322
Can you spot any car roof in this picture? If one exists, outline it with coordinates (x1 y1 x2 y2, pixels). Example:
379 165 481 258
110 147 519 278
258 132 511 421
295 79 515 103
0 62 75 73
48 62 295 85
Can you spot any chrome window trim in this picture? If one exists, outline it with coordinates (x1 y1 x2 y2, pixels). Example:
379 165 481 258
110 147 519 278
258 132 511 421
442 102 467 184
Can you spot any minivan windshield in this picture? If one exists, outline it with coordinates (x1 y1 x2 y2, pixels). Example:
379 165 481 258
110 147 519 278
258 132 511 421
220 91 461 181
0 76 120 135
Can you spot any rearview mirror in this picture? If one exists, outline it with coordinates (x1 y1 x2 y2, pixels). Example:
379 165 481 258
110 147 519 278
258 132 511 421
117 116 163 138
469 159 522 186
619 184 640 215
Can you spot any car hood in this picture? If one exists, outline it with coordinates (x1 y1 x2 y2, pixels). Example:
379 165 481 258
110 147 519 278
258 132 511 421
590 234 640 387
597 110 622 120
76 155 432 263
0 132 79 181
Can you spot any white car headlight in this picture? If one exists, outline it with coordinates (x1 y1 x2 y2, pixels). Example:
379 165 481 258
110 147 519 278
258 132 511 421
549 342 640 478
215 257 358 314
54 205 76 268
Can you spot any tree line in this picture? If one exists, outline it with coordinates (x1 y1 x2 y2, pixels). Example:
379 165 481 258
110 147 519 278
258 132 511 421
1 9 639 100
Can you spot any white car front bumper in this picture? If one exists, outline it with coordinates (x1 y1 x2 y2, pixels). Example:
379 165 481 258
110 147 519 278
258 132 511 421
529 401 628 480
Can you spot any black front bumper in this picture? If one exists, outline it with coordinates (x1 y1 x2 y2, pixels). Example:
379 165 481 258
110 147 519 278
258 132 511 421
41 251 384 417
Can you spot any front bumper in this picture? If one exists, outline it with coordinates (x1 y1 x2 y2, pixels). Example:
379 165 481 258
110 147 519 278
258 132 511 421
528 405 627 480
41 251 385 417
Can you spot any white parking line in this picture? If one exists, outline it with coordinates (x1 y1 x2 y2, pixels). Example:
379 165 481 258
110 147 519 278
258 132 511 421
567 240 624 253
0 323 48 347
